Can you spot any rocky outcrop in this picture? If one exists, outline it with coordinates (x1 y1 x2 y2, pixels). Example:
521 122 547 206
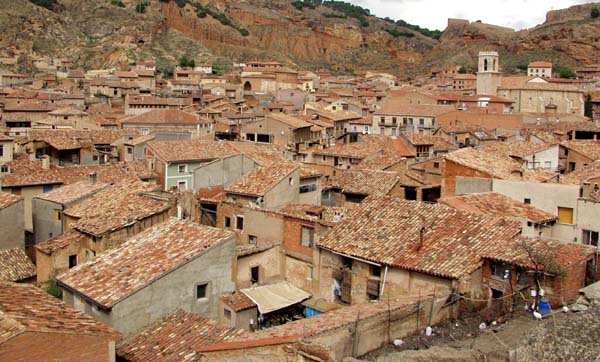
1 0 599 76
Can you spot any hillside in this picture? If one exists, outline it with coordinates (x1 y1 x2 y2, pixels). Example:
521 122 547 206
1 0 599 77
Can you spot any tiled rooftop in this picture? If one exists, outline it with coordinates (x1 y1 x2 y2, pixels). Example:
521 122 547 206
34 229 87 255
444 147 557 182
359 134 415 158
0 191 22 210
439 192 557 223
63 179 170 237
148 140 237 163
403 133 454 151
0 248 35 282
329 169 400 196
34 180 110 205
57 218 234 308
225 162 299 197
376 103 454 116
224 142 289 166
317 196 522 279
267 113 313 129
0 281 120 344
312 142 382 159
196 295 424 352
276 204 347 225
117 309 248 362
222 292 257 312
29 129 140 150
559 162 600 185
561 140 600 161
119 109 202 125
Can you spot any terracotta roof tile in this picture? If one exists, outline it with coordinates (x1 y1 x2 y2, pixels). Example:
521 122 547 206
119 109 203 125
276 204 347 225
266 113 313 129
222 292 257 312
148 140 237 163
0 248 35 282
403 133 454 151
329 169 400 196
0 191 22 210
444 147 557 182
117 309 248 362
560 140 600 161
63 179 170 237
439 192 557 223
0 281 120 344
375 103 454 116
312 142 382 159
559 162 600 185
34 229 87 255
34 181 110 205
57 218 234 308
317 196 522 279
225 162 299 197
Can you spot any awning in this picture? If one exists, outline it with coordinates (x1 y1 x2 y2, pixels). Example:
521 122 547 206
240 281 311 314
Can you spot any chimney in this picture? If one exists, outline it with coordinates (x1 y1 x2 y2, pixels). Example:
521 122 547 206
89 172 97 184
417 226 425 250
41 155 50 169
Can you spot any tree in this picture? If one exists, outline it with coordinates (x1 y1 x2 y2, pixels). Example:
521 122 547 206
585 94 594 119
591 7 600 19
555 66 576 79
458 66 467 74
178 54 195 68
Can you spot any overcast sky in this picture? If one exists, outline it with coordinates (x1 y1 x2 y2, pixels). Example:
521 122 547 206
346 0 592 30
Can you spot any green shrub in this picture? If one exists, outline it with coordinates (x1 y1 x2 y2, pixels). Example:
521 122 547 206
111 0 125 7
591 7 599 18
29 0 58 10
46 279 63 299
385 28 414 38
135 1 149 13
239 28 250 36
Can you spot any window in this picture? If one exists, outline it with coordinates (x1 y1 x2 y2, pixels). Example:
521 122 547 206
248 235 257 245
53 210 62 221
235 216 244 231
544 161 552 169
583 230 599 247
0 144 3 157
43 185 53 193
524 198 531 205
371 265 381 277
299 183 317 193
289 177 294 186
224 217 231 228
301 226 314 248
178 164 187 174
196 283 208 299
224 308 232 320
250 266 259 284
557 207 574 224
68 255 77 269
127 147 133 154
322 155 326 161
177 181 187 191
0 165 7 173
433 162 440 169
142 129 149 135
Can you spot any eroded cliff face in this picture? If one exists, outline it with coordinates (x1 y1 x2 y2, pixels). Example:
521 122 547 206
159 0 435 73
1 0 598 76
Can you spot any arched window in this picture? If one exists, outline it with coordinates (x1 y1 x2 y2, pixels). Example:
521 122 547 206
483 59 488 71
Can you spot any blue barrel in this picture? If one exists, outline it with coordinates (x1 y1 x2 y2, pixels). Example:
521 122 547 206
538 301 552 317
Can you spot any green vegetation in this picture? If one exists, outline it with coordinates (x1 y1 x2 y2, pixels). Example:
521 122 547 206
322 12 347 19
394 19 442 40
46 279 63 299
458 66 467 74
591 7 599 19
94 91 107 98
555 65 576 79
190 3 250 36
585 94 594 119
385 28 414 38
292 1 316 10
292 1 369 27
157 61 175 78
178 53 195 68
29 0 58 10
136 1 149 13
111 0 125 7
516 64 529 71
